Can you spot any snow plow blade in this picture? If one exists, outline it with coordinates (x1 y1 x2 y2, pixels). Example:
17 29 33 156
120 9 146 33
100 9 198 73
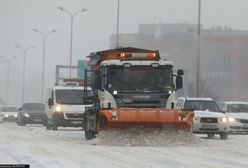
99 108 194 130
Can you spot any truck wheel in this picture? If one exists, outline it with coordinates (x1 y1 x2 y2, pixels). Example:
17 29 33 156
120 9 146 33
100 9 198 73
220 132 228 140
46 122 52 130
51 119 58 130
85 130 95 140
51 123 58 130
84 107 98 140
207 133 215 138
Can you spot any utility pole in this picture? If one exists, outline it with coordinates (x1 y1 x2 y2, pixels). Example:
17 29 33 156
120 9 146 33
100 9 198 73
196 0 201 97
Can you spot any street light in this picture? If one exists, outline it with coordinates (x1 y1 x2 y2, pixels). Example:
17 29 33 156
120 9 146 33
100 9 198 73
57 7 88 78
14 45 35 104
196 0 201 97
0 56 17 104
32 28 57 103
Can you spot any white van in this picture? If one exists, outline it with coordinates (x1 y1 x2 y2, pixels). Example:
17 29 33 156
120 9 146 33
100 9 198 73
45 84 92 130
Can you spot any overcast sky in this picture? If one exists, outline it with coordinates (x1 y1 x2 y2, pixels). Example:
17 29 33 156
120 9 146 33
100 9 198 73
1 0 248 105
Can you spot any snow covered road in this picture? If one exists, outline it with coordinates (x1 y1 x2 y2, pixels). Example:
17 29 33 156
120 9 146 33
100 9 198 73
1 122 248 168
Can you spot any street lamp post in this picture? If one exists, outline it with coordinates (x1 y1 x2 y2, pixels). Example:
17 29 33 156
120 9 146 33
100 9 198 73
196 0 201 97
116 0 120 48
14 45 35 104
57 7 88 78
1 56 17 104
32 29 57 103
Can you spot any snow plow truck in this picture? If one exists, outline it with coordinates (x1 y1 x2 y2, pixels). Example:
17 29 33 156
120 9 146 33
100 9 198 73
83 47 194 140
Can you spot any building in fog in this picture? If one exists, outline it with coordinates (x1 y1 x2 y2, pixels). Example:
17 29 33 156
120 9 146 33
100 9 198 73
110 23 248 101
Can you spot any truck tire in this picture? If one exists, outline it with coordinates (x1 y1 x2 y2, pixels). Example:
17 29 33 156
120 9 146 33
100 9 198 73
220 132 228 140
46 122 52 130
85 130 95 140
207 133 215 138
51 119 58 130
84 107 97 140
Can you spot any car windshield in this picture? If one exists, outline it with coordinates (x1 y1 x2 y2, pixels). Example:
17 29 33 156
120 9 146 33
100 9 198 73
107 65 173 93
1 107 18 112
22 103 45 111
55 89 92 105
227 104 248 113
184 100 221 112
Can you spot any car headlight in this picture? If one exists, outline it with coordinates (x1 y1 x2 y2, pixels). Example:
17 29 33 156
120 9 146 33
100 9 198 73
5 114 9 117
228 117 236 122
24 113 29 118
219 117 228 123
55 105 63 112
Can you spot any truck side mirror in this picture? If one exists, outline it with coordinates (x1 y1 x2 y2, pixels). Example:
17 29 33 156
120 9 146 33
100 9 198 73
48 98 54 108
176 76 183 89
177 69 184 76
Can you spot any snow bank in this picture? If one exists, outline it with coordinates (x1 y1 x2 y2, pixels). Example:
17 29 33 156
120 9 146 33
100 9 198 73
90 127 201 146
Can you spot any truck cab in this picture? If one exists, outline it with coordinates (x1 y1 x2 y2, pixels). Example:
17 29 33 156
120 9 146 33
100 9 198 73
46 82 92 130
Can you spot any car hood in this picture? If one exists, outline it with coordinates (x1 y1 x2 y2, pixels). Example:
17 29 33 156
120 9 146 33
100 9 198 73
226 112 248 119
24 111 45 114
194 110 226 118
1 112 18 115
62 104 92 113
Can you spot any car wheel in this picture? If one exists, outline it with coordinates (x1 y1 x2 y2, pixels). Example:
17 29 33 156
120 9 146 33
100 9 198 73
220 132 228 140
17 116 25 126
207 133 215 138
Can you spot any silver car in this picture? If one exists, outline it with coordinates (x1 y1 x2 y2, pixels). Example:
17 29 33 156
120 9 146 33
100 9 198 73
0 106 18 121
175 97 229 140
219 101 248 134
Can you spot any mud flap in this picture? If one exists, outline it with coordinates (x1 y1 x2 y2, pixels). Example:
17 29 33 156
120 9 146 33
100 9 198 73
84 107 99 140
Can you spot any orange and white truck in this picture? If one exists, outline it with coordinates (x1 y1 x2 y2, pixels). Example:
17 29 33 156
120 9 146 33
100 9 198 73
83 47 194 139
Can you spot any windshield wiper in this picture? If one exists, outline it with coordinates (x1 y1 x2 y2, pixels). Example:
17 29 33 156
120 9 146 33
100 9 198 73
142 81 164 92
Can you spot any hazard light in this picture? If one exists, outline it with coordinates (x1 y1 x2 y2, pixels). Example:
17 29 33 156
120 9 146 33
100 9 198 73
119 53 131 59
147 53 157 59
119 52 158 60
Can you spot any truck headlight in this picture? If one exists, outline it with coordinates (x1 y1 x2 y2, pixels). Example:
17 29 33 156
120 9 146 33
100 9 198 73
228 117 236 122
24 113 29 118
55 105 63 112
219 117 228 123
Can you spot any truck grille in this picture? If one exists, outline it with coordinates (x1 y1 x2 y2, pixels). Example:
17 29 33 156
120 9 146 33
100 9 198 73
65 113 84 118
200 118 218 123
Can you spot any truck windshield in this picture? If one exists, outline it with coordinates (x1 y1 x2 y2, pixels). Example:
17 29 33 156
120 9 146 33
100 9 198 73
227 104 248 113
184 100 221 112
107 65 173 93
55 90 92 105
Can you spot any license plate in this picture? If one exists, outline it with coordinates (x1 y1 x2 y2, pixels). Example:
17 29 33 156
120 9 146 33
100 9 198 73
34 119 42 122
243 123 248 128
71 121 82 124
202 124 217 129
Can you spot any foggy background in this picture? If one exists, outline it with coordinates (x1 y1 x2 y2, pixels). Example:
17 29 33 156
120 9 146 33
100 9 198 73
1 0 248 106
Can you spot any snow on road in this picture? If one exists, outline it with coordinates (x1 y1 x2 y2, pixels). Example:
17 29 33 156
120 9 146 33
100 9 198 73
1 122 248 168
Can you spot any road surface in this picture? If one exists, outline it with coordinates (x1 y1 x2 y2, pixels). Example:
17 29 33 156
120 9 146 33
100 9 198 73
0 122 248 168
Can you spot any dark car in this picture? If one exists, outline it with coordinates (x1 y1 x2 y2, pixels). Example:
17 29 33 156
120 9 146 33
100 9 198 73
16 102 46 126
